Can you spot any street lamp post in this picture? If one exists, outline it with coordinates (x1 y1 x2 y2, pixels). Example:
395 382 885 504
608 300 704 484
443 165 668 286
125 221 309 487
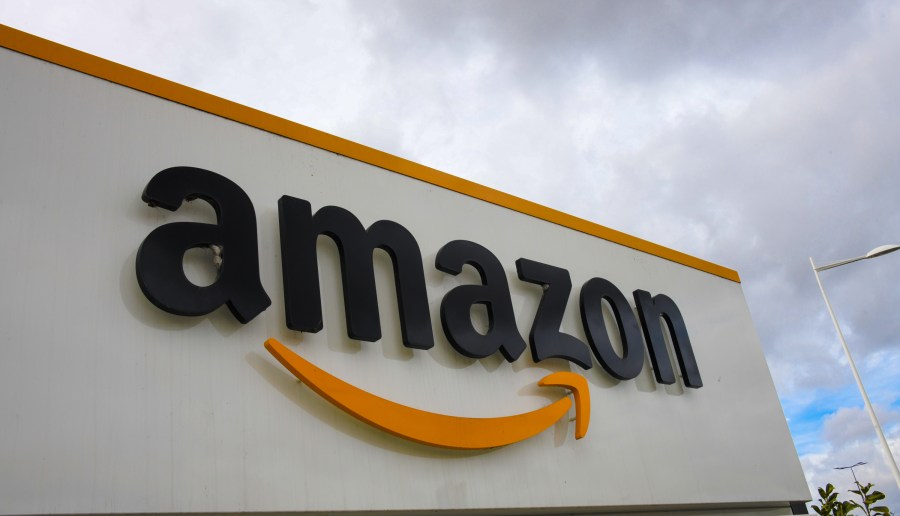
811 244 900 492
835 461 868 507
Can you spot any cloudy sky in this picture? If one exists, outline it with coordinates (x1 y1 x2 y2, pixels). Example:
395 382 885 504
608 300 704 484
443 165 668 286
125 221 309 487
3 0 899 510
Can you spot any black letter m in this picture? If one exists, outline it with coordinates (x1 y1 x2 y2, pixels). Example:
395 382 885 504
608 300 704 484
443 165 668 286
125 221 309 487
278 196 433 349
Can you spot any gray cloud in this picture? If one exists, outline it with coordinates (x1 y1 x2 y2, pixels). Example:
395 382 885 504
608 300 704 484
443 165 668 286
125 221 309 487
353 0 876 84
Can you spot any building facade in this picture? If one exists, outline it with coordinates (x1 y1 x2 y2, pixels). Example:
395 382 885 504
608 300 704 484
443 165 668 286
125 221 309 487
0 26 810 515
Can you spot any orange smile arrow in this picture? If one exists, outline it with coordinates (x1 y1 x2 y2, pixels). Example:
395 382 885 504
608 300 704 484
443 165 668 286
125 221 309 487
265 338 590 449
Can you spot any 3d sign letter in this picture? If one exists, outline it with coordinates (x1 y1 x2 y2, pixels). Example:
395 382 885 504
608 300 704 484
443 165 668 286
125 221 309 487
634 290 703 388
436 240 527 362
516 258 592 369
136 166 271 323
278 195 433 349
580 277 644 380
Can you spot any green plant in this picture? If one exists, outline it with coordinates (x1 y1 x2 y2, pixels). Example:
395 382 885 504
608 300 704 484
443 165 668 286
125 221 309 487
850 482 891 516
812 483 859 515
811 482 893 516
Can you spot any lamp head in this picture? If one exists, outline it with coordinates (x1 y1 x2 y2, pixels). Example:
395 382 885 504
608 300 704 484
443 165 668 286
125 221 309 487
866 244 900 259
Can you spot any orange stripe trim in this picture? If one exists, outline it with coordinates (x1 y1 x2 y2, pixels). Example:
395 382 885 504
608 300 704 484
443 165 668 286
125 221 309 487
0 24 739 282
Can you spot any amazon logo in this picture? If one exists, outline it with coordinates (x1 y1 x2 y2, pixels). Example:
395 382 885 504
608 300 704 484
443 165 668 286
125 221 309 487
136 167 702 449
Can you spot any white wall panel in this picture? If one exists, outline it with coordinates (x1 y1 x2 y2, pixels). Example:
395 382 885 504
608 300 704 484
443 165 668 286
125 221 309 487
0 45 808 515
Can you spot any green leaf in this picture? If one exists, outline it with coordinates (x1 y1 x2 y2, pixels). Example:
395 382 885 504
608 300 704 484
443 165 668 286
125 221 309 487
866 491 886 503
841 500 860 511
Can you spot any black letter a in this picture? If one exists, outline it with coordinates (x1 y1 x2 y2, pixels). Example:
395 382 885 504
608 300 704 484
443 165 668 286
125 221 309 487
136 167 271 323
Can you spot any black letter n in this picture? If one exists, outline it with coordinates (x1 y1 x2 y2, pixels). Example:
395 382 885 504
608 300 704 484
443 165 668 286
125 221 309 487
633 290 702 388
136 167 271 323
